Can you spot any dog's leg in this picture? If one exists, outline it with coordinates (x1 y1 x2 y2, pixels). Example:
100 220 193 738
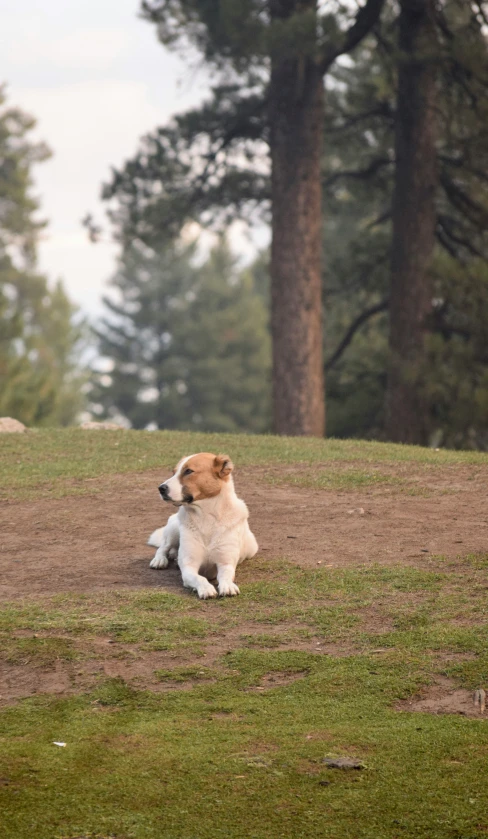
216 564 240 597
150 514 180 569
177 538 217 599
179 561 218 599
213 547 241 597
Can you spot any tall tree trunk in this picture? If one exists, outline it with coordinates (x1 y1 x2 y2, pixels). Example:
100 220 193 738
269 1 325 436
386 0 438 444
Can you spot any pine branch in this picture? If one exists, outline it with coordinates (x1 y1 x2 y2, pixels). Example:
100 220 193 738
440 172 488 230
366 207 391 229
324 156 391 188
328 102 394 133
319 0 386 75
437 214 485 259
435 226 459 259
324 297 388 372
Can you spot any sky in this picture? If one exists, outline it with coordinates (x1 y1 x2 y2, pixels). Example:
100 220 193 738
3 0 213 316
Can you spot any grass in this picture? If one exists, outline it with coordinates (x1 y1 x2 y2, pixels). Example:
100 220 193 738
1 430 488 837
2 558 488 838
1 427 487 501
265 465 408 492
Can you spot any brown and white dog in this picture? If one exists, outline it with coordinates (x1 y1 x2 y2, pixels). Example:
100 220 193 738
148 453 258 599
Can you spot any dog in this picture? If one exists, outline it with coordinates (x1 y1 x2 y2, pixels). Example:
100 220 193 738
148 453 258 599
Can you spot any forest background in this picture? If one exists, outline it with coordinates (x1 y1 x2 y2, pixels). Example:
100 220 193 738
1 0 487 449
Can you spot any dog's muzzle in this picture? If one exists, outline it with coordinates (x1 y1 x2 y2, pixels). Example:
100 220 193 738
159 483 170 501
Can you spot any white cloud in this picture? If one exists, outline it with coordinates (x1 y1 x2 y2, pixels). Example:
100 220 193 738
39 229 118 316
3 2 210 317
7 28 128 70
13 77 203 314
18 78 170 182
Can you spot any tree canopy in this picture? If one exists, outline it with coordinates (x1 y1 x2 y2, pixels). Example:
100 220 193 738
93 0 488 447
92 236 271 432
0 86 87 426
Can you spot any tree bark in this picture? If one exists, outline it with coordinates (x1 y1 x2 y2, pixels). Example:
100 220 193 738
269 10 325 436
386 0 438 445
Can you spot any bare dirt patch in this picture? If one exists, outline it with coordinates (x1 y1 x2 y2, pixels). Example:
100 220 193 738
1 463 487 705
397 676 487 719
247 670 308 692
1 464 487 601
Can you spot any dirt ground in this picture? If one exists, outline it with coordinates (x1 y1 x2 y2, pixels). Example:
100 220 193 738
1 463 487 711
1 464 487 600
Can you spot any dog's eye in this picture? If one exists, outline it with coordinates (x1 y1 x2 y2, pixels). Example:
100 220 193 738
183 468 194 477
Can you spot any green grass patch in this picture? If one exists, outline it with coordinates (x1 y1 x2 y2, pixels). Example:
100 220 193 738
154 665 221 683
2 417 488 839
2 648 488 838
0 591 211 668
240 631 304 648
2 636 80 667
444 654 488 690
265 466 407 492
2 561 485 671
2 428 487 500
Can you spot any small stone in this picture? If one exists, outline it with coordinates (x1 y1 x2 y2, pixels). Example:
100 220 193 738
323 756 365 770
0 417 27 433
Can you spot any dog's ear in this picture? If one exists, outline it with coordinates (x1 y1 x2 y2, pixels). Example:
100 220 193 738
213 454 234 478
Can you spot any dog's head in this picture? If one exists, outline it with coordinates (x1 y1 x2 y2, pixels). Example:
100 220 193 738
159 453 234 506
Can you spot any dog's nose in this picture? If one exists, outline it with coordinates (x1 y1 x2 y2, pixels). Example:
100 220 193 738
159 483 169 499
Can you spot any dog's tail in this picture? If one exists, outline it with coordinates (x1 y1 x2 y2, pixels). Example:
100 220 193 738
147 527 164 548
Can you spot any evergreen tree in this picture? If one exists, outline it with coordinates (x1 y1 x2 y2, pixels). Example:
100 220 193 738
387 0 438 444
93 237 271 432
0 87 87 426
100 0 386 437
322 1 488 447
94 1 488 447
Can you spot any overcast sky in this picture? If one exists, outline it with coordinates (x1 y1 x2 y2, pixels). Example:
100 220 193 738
3 0 212 315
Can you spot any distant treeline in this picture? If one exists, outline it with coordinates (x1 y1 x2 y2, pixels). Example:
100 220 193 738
2 1 488 448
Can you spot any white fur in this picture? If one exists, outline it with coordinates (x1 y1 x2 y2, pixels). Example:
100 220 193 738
149 474 258 599
161 454 194 504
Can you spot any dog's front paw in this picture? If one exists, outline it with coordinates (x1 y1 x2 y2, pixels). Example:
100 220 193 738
150 547 169 569
218 581 240 597
197 581 218 600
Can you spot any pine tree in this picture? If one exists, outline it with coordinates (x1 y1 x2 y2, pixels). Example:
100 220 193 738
93 237 271 432
320 2 488 447
97 1 488 447
386 0 439 444
100 0 386 437
0 87 87 426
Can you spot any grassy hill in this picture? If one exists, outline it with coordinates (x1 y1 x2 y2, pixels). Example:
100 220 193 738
1 430 488 839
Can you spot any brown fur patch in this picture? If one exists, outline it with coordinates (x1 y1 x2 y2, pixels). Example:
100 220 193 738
177 453 233 501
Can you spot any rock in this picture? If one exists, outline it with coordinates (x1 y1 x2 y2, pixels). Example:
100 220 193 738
0 417 27 433
80 421 123 430
322 756 365 770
